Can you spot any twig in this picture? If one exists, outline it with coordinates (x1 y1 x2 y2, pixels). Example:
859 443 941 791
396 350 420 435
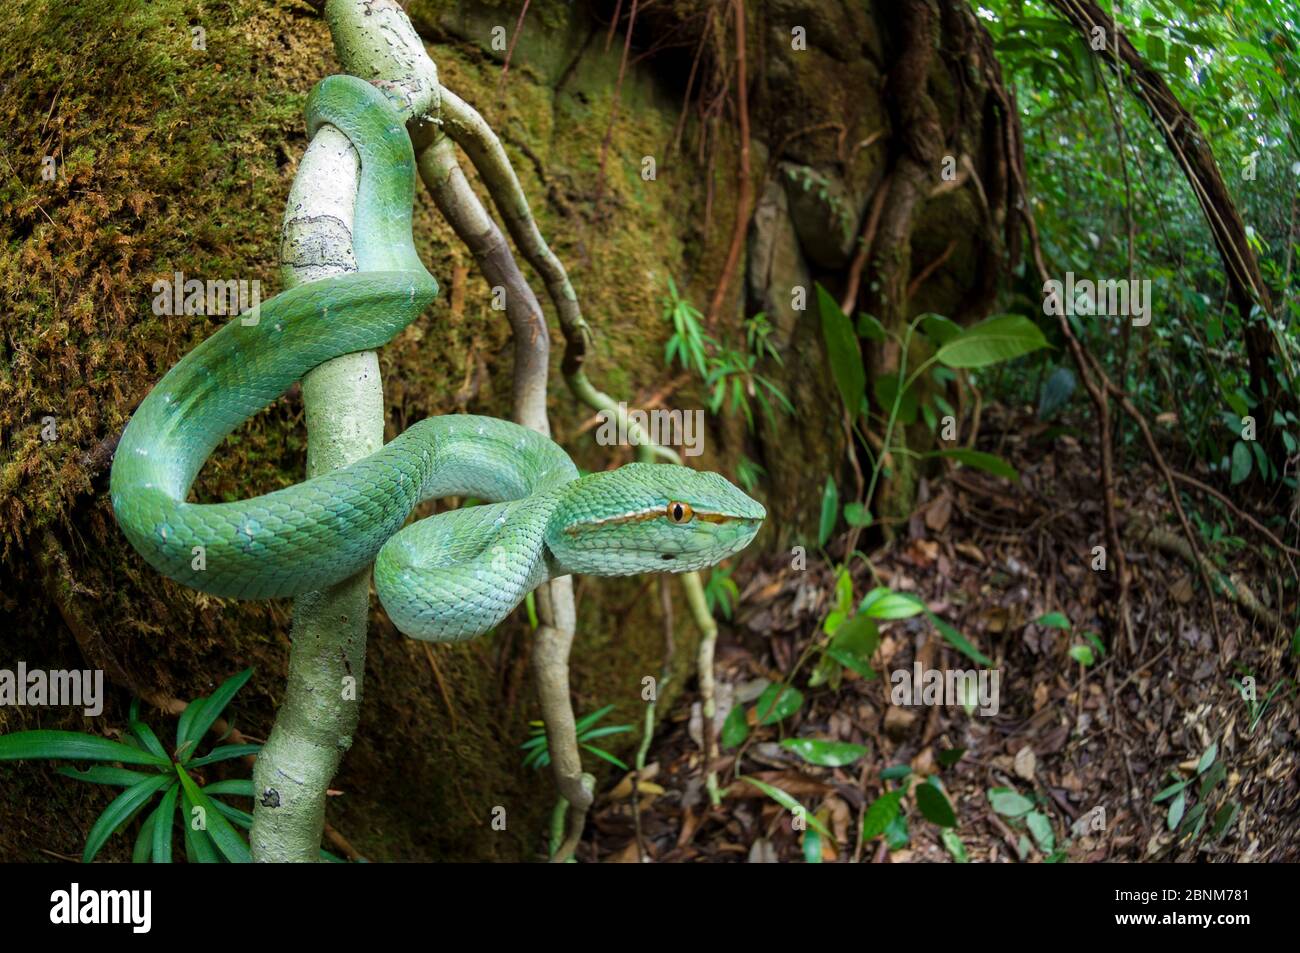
840 173 891 315
906 239 957 299
496 0 532 95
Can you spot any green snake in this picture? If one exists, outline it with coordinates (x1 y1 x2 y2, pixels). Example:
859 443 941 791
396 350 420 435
110 75 764 642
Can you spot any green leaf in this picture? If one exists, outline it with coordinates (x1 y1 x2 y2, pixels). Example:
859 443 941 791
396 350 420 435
739 776 832 839
1196 742 1218 775
57 765 159 787
211 798 254 830
178 668 254 757
818 283 866 418
574 705 616 734
818 476 839 548
1068 644 1095 666
916 778 957 827
1153 779 1188 803
1250 441 1269 480
862 790 903 839
843 501 873 527
1026 811 1056 852
1146 33 1166 67
935 314 1049 369
83 774 173 863
884 813 910 850
941 828 969 862
186 744 260 768
829 613 879 660
880 764 912 782
1182 803 1208 838
802 826 824 863
933 448 1020 481
856 312 887 342
1210 802 1240 841
1198 760 1226 799
720 704 750 748
925 610 993 667
1229 441 1252 485
1167 789 1187 831
937 747 966 768
1034 612 1072 631
175 766 251 863
989 788 1034 818
179 787 221 864
859 587 925 620
0 730 170 768
128 720 169 763
578 725 633 743
201 779 255 798
779 738 868 767
755 684 804 725
834 567 853 615
150 782 179 863
132 811 156 864
580 743 629 771
921 313 962 346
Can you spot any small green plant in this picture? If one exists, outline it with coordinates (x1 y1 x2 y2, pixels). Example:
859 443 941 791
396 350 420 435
0 669 264 863
1152 741 1240 847
861 765 967 862
703 565 741 620
1069 632 1105 667
1034 610 1103 667
663 276 711 379
1230 667 1291 734
521 704 633 771
738 734 869 862
662 279 793 432
734 455 767 494
988 784 1068 862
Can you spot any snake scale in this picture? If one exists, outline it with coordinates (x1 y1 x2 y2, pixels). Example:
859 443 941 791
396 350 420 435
111 75 765 642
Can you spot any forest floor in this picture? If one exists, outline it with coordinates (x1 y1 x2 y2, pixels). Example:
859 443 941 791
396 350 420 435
583 406 1299 863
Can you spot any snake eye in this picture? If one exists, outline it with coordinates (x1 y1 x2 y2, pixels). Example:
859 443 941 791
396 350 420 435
666 501 694 524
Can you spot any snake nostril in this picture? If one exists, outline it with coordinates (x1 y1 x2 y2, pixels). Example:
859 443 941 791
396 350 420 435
661 554 675 561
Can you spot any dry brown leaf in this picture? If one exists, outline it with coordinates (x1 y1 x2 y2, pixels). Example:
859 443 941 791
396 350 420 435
1014 745 1037 780
925 491 953 531
1033 682 1050 711
884 706 918 740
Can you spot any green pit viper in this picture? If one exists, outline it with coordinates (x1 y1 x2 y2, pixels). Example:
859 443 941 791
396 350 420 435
110 74 765 642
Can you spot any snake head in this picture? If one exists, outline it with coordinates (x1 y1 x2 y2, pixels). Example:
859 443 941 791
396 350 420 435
546 463 765 576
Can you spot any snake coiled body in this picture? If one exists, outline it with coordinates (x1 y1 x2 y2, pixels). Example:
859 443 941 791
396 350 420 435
111 75 763 642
